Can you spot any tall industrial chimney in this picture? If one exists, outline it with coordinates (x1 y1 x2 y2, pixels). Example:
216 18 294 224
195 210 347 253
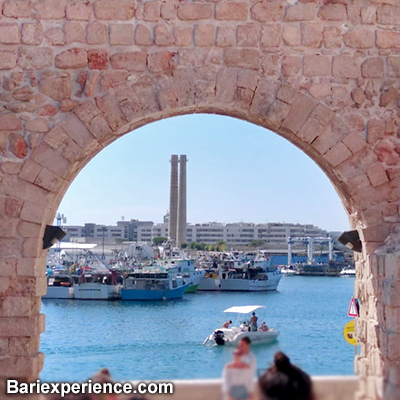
168 155 179 244
177 155 187 246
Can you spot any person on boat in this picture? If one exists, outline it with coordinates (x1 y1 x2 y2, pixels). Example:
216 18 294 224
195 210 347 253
258 352 314 400
259 322 269 331
222 320 233 329
249 312 258 331
222 348 254 400
238 336 257 375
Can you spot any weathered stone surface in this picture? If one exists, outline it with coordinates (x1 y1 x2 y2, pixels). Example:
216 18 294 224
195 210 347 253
87 22 107 44
333 56 360 78
376 31 400 49
110 24 134 46
250 2 283 22
361 58 384 78
65 22 85 44
225 49 260 70
194 25 214 47
215 3 248 21
9 133 28 159
18 47 53 70
344 28 375 48
88 49 109 70
39 73 71 101
3 0 32 18
147 51 176 73
154 25 173 46
34 0 66 19
261 25 281 47
285 4 317 21
0 114 22 131
0 50 17 70
282 26 301 46
94 0 135 20
21 23 43 45
216 27 235 48
136 24 153 46
0 24 20 44
110 52 147 71
303 56 331 76
177 4 212 20
66 1 92 21
319 4 347 20
55 48 87 69
143 1 161 22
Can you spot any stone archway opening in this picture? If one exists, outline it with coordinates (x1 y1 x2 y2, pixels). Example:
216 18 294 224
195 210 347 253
41 112 353 382
0 0 398 397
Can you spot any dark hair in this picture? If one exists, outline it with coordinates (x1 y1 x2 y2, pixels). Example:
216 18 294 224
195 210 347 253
241 336 251 345
259 352 314 400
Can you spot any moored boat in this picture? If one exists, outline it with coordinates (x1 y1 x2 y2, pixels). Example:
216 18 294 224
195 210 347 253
121 269 190 300
73 271 121 300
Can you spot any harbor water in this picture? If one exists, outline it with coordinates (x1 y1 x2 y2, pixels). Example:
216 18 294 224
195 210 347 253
40 276 356 382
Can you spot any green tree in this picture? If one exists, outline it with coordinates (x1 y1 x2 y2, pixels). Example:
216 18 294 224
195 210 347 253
216 240 227 251
153 237 167 246
249 239 266 248
181 242 188 249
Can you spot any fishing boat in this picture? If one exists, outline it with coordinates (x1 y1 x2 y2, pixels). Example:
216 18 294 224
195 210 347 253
197 267 221 291
220 255 282 292
203 305 279 346
159 248 205 293
121 268 190 300
73 271 121 300
43 274 75 299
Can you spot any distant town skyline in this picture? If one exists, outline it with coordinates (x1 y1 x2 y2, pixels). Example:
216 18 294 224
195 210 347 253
57 114 350 232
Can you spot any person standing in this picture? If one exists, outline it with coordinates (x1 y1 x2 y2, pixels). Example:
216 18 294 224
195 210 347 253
249 312 258 331
238 336 257 376
222 348 254 400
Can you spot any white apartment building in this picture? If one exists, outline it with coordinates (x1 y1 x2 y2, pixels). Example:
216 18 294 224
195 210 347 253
63 220 327 247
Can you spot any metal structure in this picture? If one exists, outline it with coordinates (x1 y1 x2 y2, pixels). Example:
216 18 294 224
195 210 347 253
287 236 333 265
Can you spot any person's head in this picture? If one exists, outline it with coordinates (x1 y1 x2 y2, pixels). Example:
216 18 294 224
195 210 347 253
259 352 314 400
238 336 251 352
252 312 255 316
229 320 232 324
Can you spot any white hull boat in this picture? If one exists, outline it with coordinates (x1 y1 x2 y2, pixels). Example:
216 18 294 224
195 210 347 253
340 267 356 277
281 266 296 276
220 272 281 291
204 326 279 346
43 275 74 299
43 286 74 299
204 305 279 346
73 282 121 300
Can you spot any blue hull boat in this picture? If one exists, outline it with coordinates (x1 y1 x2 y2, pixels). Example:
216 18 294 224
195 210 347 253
121 283 189 300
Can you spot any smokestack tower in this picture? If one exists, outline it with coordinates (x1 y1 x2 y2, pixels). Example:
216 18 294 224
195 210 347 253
177 155 187 246
168 155 179 244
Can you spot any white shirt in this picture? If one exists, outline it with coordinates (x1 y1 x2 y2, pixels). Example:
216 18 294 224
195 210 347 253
222 366 254 400
242 352 257 375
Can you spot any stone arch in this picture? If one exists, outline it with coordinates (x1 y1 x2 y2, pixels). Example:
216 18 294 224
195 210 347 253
0 0 399 399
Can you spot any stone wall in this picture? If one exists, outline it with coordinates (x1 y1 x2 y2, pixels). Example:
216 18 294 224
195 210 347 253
0 0 399 399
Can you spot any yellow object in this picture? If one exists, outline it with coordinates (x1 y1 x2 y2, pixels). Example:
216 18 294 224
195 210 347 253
343 320 358 345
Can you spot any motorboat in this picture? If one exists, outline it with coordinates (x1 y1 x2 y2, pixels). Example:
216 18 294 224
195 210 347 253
340 266 356 277
121 268 190 300
281 265 296 276
203 305 279 346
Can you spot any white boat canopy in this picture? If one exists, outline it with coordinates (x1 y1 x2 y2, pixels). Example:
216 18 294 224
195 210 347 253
224 305 266 314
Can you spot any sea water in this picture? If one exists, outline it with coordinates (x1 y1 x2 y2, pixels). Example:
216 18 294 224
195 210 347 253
40 276 356 381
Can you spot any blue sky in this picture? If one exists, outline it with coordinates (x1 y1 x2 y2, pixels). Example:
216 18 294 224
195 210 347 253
58 114 350 232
